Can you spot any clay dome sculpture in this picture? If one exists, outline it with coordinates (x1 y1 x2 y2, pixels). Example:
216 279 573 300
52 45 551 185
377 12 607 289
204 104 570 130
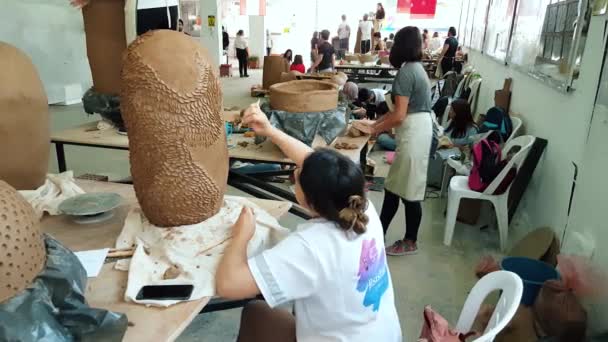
0 180 46 303
0 42 50 190
330 72 348 87
121 30 229 227
270 80 339 113
280 70 302 83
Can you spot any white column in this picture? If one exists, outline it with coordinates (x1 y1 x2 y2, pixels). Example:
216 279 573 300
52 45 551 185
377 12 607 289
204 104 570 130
199 0 222 67
249 15 266 61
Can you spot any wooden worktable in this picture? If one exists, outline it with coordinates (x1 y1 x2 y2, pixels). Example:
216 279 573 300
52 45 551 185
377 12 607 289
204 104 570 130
41 180 291 342
51 121 371 165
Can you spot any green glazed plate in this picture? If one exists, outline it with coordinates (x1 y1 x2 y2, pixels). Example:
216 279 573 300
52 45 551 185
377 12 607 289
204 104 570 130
59 192 123 216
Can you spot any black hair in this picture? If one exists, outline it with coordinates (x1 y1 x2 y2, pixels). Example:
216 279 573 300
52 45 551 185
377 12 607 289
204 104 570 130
389 26 422 68
321 29 330 40
312 31 319 39
358 88 371 103
373 32 381 38
299 149 368 234
293 54 304 65
283 49 293 62
179 19 184 24
423 29 428 34
449 26 457 36
237 30 244 36
389 33 395 39
446 99 476 138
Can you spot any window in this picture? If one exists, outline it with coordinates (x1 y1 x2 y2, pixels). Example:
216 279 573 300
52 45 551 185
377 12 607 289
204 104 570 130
508 0 552 67
469 0 490 51
483 0 517 62
538 0 579 65
461 0 474 48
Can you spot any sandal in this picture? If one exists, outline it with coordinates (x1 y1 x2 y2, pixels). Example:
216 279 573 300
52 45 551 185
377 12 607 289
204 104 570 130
386 240 418 256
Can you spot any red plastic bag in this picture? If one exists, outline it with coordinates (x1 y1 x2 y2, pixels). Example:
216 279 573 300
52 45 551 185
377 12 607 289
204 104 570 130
557 254 608 298
474 255 501 279
419 306 477 342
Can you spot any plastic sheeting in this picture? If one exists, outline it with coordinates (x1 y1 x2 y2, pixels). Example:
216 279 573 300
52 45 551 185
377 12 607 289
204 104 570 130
260 102 347 146
0 235 127 342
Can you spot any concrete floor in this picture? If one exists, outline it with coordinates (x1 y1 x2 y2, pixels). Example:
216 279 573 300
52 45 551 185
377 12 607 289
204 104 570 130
49 69 503 341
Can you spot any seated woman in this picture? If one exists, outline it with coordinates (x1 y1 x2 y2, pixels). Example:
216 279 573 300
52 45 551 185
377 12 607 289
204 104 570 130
283 49 294 66
289 54 306 74
216 103 402 342
444 99 478 147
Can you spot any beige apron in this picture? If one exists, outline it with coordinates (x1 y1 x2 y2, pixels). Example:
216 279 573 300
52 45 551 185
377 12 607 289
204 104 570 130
384 112 433 201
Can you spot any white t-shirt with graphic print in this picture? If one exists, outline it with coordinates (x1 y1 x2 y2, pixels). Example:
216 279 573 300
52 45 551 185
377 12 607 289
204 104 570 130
248 202 402 342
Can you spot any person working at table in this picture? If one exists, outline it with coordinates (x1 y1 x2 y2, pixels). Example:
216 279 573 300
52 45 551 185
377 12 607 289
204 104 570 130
310 30 335 73
358 87 386 120
216 103 402 342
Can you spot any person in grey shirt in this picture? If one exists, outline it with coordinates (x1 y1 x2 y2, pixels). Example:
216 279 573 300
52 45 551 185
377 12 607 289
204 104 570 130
370 26 433 256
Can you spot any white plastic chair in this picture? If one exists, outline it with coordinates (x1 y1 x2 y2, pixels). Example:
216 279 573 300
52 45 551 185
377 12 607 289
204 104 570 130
467 78 483 120
443 135 536 251
506 116 523 145
455 271 524 341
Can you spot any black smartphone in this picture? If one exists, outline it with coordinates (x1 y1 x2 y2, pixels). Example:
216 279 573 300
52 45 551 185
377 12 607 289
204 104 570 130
136 285 194 301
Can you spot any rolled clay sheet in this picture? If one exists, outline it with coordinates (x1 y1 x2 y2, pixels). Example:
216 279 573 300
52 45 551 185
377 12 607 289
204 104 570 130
121 30 229 227
0 181 46 303
0 42 50 190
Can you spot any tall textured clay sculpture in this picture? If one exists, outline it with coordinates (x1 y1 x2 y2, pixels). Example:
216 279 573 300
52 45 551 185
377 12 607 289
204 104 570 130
0 181 46 303
0 43 50 190
121 30 229 227
82 0 127 95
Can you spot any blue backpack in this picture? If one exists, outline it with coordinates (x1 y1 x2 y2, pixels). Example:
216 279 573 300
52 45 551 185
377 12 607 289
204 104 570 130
479 107 513 142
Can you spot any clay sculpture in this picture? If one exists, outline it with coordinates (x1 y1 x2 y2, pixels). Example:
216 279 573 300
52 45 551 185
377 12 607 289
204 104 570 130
263 55 290 90
121 30 228 227
0 180 46 303
82 0 127 95
270 80 339 113
280 71 301 83
0 43 50 190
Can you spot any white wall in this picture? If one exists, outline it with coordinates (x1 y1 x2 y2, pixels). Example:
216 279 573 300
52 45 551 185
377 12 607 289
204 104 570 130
468 15 605 245
248 15 266 60
0 0 92 104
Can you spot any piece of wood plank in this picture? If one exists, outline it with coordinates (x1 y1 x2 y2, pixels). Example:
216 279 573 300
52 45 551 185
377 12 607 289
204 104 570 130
40 180 292 342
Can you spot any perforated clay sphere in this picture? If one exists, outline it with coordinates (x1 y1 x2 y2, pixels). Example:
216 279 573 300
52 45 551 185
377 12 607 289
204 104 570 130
0 180 46 303
121 30 229 227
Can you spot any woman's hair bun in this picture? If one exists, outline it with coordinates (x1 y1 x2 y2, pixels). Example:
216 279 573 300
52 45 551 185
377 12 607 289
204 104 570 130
338 195 369 234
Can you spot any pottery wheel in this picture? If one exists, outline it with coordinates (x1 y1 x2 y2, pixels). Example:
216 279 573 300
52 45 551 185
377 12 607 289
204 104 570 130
59 192 122 224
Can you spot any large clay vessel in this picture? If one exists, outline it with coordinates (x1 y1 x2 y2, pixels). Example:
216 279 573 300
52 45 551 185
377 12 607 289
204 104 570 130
0 43 50 190
263 55 290 90
0 181 46 303
82 0 127 95
121 30 228 227
270 80 339 113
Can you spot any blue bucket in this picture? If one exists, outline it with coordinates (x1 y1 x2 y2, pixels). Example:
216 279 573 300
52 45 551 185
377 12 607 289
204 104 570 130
501 257 559 306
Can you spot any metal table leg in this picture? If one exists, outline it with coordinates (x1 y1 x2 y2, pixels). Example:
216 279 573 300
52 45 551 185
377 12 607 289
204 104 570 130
55 143 67 173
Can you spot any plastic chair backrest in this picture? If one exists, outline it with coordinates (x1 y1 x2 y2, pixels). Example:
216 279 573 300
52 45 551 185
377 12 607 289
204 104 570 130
505 116 523 145
468 78 483 119
453 75 467 99
483 135 535 195
455 271 523 341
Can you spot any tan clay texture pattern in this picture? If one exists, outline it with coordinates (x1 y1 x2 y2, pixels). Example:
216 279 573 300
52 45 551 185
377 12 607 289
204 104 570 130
121 30 228 227
0 181 46 303
0 43 50 190
82 0 127 95
270 80 339 113
262 56 290 90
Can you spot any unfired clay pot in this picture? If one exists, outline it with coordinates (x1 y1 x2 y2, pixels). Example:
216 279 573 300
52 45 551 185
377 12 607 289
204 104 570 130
270 80 339 113
121 30 229 227
0 180 46 303
0 42 50 190
263 56 290 90
280 71 301 83
330 72 348 87
82 0 127 95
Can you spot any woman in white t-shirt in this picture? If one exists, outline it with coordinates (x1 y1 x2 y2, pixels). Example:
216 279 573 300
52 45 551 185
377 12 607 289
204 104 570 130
216 103 402 342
